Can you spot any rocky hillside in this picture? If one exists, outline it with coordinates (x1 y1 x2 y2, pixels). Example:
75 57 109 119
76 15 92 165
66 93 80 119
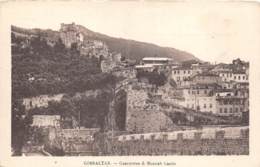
11 28 115 99
12 24 199 62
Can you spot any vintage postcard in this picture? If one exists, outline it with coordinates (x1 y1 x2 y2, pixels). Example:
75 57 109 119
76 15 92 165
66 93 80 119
0 0 260 167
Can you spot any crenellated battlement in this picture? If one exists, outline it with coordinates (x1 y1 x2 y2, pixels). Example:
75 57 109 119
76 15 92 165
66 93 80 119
117 126 249 141
110 126 249 155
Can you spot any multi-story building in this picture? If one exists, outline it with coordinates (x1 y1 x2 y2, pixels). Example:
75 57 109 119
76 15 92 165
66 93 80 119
191 72 221 84
232 71 248 83
180 84 220 114
218 71 234 82
215 92 245 117
234 82 249 113
218 81 237 89
171 67 195 83
212 59 249 83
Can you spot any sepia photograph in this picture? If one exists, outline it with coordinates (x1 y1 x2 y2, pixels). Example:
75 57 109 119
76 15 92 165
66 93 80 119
1 0 260 166
11 21 249 156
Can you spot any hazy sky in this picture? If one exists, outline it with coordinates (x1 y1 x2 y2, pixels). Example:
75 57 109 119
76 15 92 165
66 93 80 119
3 1 260 63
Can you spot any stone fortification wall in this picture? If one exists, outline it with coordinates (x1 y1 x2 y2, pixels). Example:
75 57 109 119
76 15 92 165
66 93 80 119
126 87 174 133
111 127 249 155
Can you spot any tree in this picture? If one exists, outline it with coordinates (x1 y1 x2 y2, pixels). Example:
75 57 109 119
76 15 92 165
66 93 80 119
11 99 32 156
53 38 66 53
48 97 78 128
70 42 79 54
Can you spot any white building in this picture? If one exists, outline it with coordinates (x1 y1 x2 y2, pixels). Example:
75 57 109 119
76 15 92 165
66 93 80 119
232 72 248 83
141 57 173 66
23 94 64 111
32 115 61 127
218 71 248 83
135 64 154 72
172 67 194 82
180 85 217 114
218 71 233 82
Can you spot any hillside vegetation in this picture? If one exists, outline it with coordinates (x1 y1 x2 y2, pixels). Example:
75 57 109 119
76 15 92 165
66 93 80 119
12 25 198 62
11 32 116 99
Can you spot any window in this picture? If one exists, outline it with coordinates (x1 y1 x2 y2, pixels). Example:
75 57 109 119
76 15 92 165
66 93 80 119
238 76 241 80
197 105 200 111
188 70 190 74
235 108 238 112
197 90 199 94
220 108 223 113
243 76 245 80
224 108 227 113
184 70 186 74
210 104 212 108
204 104 206 108
204 90 207 94
174 71 176 74
230 108 233 113
234 76 237 79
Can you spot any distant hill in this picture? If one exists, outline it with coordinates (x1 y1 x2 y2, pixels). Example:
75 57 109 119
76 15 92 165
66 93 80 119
76 25 199 62
11 25 199 62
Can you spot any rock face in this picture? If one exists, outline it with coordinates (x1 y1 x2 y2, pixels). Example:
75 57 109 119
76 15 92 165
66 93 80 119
125 86 174 133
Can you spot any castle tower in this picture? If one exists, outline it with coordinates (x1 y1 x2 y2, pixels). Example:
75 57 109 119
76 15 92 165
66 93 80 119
59 23 83 48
